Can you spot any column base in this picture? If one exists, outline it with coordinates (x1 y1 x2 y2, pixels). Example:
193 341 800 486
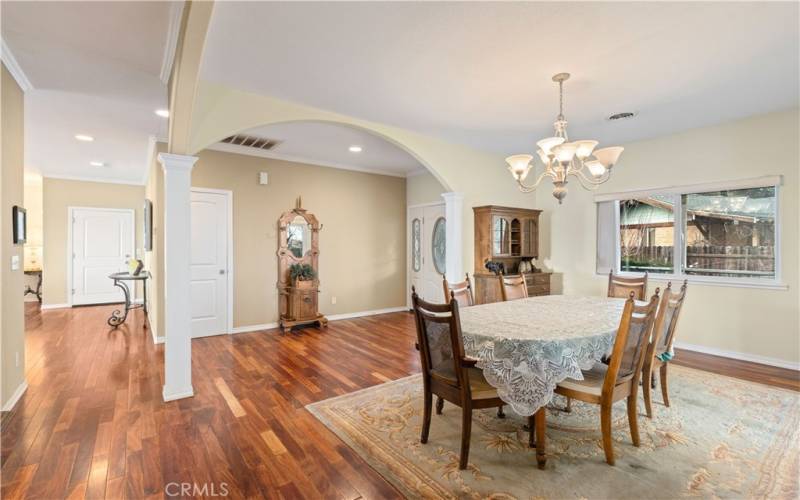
162 385 194 402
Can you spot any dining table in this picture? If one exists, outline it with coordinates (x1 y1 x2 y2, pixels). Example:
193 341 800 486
458 294 627 468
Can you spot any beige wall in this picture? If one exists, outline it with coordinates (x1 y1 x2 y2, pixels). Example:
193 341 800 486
190 148 407 328
42 178 145 306
406 171 445 206
539 108 800 365
1 63 26 408
144 144 165 339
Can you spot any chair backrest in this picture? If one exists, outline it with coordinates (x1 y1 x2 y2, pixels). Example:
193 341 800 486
443 273 475 307
500 274 528 301
603 290 660 393
608 270 648 300
649 280 688 357
411 287 470 393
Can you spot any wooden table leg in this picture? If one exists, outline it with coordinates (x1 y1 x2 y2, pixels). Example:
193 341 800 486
535 407 547 469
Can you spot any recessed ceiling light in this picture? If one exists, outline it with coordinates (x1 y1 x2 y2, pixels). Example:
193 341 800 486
89 161 106 167
75 134 94 142
607 112 637 121
155 109 169 118
348 145 363 153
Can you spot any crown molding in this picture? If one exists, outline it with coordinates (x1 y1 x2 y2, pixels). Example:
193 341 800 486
1 38 33 92
405 168 431 178
206 142 416 178
159 1 185 85
42 173 146 186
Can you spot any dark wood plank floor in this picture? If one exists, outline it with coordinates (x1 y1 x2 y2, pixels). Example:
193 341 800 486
1 303 797 499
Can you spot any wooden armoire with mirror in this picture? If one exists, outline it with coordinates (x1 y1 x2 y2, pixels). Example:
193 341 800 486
277 198 328 332
473 205 551 304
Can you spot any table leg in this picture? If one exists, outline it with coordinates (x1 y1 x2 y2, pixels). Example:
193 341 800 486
108 279 131 328
535 407 547 469
35 272 42 303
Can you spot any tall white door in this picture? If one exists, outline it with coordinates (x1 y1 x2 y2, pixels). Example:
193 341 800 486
190 190 229 338
71 208 134 305
409 204 446 303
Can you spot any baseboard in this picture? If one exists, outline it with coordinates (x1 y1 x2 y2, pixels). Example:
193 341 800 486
40 303 70 310
326 306 408 322
674 342 800 371
148 318 164 344
162 385 194 402
230 322 279 334
229 306 408 335
1 381 28 412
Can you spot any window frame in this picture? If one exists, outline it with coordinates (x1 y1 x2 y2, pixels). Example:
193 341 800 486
599 176 785 290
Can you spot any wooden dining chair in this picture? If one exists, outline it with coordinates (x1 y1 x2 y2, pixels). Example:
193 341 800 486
412 287 519 470
555 290 660 465
642 280 688 418
607 270 648 300
500 274 528 301
443 273 475 307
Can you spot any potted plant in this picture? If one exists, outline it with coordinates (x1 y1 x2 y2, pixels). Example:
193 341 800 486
289 263 317 289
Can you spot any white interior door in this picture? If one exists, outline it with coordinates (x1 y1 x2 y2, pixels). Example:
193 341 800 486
190 190 229 338
408 204 446 303
71 208 134 305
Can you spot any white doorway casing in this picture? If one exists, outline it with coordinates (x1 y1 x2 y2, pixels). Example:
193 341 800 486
190 188 233 338
441 192 464 285
68 207 135 306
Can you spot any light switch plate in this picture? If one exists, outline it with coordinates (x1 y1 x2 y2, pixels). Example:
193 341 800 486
11 255 19 271
259 172 269 185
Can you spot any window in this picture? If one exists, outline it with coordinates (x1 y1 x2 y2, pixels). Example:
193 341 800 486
597 178 780 286
682 187 776 279
412 218 421 272
432 217 446 275
619 196 674 274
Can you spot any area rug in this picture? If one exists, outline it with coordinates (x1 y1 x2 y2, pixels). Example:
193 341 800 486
306 365 799 499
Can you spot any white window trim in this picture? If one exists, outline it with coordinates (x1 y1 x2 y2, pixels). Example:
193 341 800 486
601 179 786 291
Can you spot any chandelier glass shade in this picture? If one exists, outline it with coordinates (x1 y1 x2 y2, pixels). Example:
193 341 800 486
506 73 624 204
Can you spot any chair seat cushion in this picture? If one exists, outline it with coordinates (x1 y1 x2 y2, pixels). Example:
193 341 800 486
431 365 499 400
557 363 609 396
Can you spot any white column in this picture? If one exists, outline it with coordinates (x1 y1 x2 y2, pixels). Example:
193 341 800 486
441 192 464 283
159 153 198 402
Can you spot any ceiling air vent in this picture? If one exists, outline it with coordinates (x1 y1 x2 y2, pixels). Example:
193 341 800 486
607 112 637 121
220 134 281 151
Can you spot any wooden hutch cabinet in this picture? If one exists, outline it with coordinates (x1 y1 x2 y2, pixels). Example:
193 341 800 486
473 205 551 304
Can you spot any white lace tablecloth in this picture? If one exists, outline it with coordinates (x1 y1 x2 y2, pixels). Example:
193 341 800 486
459 295 626 416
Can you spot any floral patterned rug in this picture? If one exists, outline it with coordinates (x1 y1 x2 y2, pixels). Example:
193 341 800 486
306 365 799 499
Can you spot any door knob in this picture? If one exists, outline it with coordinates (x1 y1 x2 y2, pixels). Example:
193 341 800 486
219 269 226 275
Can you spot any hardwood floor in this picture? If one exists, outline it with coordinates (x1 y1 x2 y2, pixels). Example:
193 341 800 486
2 303 797 499
2 304 418 499
672 347 800 391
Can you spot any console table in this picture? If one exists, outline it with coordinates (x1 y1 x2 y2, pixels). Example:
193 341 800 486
24 268 42 303
107 271 150 328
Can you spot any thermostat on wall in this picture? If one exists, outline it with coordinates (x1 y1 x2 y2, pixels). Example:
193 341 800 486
259 172 269 185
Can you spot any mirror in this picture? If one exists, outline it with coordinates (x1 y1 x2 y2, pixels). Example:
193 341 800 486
286 215 311 258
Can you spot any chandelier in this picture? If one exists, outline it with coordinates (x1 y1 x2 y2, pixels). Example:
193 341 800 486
505 73 624 204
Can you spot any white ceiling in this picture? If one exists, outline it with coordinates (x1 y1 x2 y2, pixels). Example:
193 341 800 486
216 121 425 177
202 2 800 155
2 1 173 183
4 2 798 184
